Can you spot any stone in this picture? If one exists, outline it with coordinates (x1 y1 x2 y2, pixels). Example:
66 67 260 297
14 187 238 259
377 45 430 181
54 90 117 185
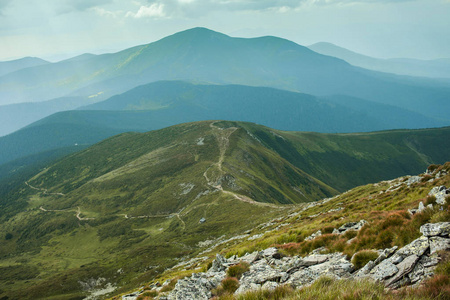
240 251 262 264
407 176 421 186
299 255 329 267
429 236 450 254
167 276 212 300
210 254 227 272
354 260 375 278
246 260 282 284
261 281 279 291
428 186 449 205
408 255 438 284
370 260 398 281
305 230 322 241
417 202 425 213
395 236 429 257
234 282 260 295
336 220 367 234
261 247 281 259
420 222 450 237
374 246 398 265
385 255 419 287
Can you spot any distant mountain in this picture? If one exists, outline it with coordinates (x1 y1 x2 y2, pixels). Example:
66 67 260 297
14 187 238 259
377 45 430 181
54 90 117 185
0 56 49 77
309 42 450 79
0 120 449 298
0 27 449 123
1 81 445 167
0 96 101 137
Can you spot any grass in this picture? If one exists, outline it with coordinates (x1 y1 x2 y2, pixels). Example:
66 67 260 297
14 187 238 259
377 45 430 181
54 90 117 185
1 120 449 299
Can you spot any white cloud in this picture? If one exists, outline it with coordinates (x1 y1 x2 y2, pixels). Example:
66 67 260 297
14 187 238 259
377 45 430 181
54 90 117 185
126 3 166 18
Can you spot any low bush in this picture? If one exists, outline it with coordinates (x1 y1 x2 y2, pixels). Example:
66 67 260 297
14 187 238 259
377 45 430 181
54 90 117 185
227 262 250 279
351 250 379 270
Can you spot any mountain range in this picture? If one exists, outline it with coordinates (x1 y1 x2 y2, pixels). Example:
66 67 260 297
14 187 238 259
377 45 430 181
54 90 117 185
309 42 450 79
0 80 447 173
1 28 450 120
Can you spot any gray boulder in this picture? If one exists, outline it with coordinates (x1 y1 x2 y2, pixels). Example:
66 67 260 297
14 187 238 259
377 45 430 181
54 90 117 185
420 222 450 237
385 255 419 287
429 236 450 254
370 260 398 281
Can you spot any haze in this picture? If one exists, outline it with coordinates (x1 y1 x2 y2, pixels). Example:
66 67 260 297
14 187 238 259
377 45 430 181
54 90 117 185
1 0 450 61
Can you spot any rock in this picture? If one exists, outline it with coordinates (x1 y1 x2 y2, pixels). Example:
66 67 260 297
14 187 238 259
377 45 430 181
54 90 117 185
385 255 419 287
370 260 398 281
167 277 210 300
240 260 282 284
210 254 227 272
354 260 375 278
374 246 398 265
305 230 322 241
420 222 450 237
429 236 450 254
428 186 450 205
234 282 260 295
336 220 367 234
261 247 281 259
240 251 262 264
407 176 421 186
199 218 206 224
395 236 429 257
417 202 425 213
408 255 438 284
299 255 329 267
261 281 279 291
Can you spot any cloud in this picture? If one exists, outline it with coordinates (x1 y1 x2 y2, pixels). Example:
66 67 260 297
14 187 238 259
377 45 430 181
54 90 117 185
126 3 166 18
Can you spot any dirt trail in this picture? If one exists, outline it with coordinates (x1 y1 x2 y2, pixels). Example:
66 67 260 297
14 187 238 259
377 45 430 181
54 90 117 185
203 122 282 209
26 181 65 196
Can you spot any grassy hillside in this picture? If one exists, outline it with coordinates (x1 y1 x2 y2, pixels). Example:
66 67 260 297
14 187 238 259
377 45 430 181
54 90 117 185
0 121 449 299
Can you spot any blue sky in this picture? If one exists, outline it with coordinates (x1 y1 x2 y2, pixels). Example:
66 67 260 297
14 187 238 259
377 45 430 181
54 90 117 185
0 0 449 61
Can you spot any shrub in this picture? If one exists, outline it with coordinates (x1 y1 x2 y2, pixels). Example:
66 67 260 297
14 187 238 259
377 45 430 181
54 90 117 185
426 195 437 206
214 277 240 297
374 230 394 249
227 262 250 279
222 277 239 293
322 226 335 234
351 250 379 270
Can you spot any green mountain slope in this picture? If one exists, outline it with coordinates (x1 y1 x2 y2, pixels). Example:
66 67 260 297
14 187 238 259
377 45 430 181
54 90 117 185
0 121 449 299
309 42 450 79
1 28 449 123
0 121 336 299
1 81 445 167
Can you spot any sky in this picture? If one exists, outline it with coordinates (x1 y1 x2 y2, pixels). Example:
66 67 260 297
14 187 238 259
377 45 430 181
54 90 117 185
0 0 449 61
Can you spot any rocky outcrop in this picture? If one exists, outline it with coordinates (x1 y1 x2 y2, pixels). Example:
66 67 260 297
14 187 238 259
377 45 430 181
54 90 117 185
161 222 449 299
428 185 450 205
356 222 450 289
333 220 367 235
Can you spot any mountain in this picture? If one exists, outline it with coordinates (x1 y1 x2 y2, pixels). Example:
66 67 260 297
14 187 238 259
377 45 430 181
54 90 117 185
0 56 49 77
0 96 101 137
0 120 448 299
0 28 449 123
1 81 446 167
309 42 450 79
